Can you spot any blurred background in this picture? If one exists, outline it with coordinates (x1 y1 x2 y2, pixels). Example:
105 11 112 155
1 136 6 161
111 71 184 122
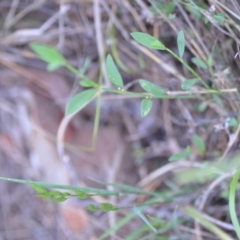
0 0 240 239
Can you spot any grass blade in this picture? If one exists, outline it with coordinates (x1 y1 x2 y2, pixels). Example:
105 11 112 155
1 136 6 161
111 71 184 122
106 54 124 88
229 170 240 239
133 206 157 233
184 206 234 240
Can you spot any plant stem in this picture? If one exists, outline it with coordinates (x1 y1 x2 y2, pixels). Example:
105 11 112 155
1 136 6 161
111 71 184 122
166 48 210 89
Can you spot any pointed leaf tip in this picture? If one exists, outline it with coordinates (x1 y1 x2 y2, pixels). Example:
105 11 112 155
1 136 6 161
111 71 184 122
141 99 153 117
139 79 167 98
131 32 166 50
30 43 67 70
65 89 98 115
106 55 124 88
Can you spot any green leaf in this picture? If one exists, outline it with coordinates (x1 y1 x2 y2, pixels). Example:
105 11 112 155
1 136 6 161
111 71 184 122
131 32 166 50
87 204 100 212
193 134 206 154
165 2 176 16
31 184 48 193
229 170 240 239
101 203 119 212
65 88 98 115
214 13 226 25
197 102 208 112
62 192 71 197
106 55 124 88
30 43 67 70
79 79 99 88
177 30 185 58
99 213 136 240
141 99 153 117
133 206 157 233
139 79 167 98
52 196 66 202
47 62 63 71
48 191 63 197
79 57 91 75
169 146 192 161
38 193 53 198
191 57 208 69
74 189 89 199
181 78 198 90
207 56 213 68
229 118 238 128
0 177 119 196
89 178 169 198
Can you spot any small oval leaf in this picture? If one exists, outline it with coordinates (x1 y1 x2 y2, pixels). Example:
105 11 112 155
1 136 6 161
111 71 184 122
131 32 166 50
66 89 98 115
207 56 213 68
38 193 53 199
74 189 89 199
31 185 48 193
191 57 208 69
139 79 167 97
101 203 119 212
133 206 157 232
193 134 206 154
87 204 100 212
181 78 198 90
229 117 238 128
169 146 192 161
48 191 63 197
30 43 67 70
141 99 153 117
79 79 99 88
52 196 66 202
177 30 185 58
106 55 124 88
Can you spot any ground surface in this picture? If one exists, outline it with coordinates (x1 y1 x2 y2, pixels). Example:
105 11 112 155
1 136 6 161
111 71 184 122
0 0 240 239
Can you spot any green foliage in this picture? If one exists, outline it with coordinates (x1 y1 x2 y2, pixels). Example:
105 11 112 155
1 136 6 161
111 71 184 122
207 56 213 68
30 43 67 71
101 203 119 212
106 54 124 88
31 184 48 193
181 78 198 90
12 15 240 238
174 156 240 185
65 89 98 115
139 80 167 98
99 213 136 240
79 79 99 88
197 102 208 112
131 32 166 50
184 206 234 240
0 177 120 196
74 189 89 199
193 134 206 154
141 98 153 117
213 13 226 25
150 1 176 18
229 170 240 239
133 206 157 233
169 146 192 161
229 118 238 128
87 204 100 212
177 30 185 58
165 2 176 17
191 57 208 69
52 196 67 202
